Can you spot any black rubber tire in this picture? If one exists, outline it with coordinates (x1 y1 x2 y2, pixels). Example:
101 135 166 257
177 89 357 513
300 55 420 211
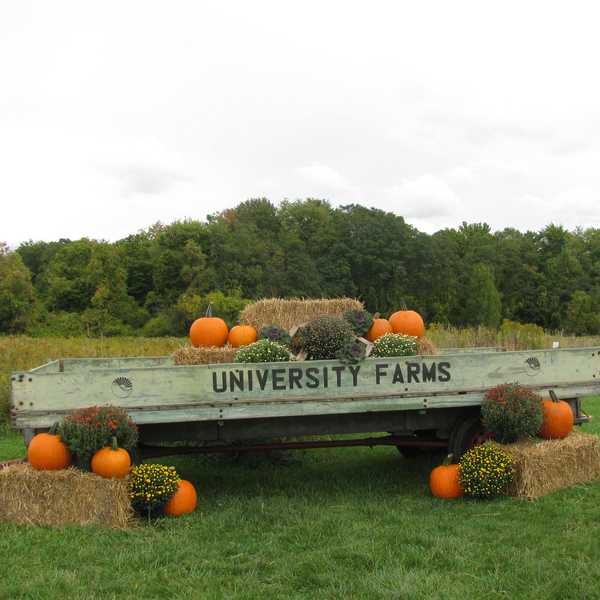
448 415 485 459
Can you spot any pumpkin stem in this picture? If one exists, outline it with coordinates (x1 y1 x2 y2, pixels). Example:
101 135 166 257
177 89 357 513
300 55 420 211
111 436 118 451
549 390 559 403
205 303 213 318
400 299 408 311
443 453 454 466
49 421 59 435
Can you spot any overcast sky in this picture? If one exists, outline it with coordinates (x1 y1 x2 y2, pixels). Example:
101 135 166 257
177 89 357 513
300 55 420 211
2 1 600 247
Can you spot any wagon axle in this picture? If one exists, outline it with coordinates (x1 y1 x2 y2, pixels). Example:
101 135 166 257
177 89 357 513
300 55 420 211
138 434 449 458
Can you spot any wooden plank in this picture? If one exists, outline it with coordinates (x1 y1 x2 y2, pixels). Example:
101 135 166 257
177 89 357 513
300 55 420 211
11 347 600 429
12 382 600 429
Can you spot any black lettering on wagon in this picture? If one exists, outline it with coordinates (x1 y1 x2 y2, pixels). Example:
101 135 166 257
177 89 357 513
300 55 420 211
438 362 451 382
288 367 303 389
349 365 361 386
212 372 227 393
272 369 286 390
406 362 420 383
256 370 269 390
305 367 320 388
230 370 244 392
332 365 346 386
422 363 436 383
376 363 388 385
392 364 404 384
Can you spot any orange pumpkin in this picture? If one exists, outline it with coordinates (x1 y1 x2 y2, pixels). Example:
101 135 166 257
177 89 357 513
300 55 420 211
91 437 131 479
28 432 71 471
540 392 574 439
366 318 393 342
389 309 425 337
430 454 463 499
164 479 198 516
189 305 229 348
228 325 257 348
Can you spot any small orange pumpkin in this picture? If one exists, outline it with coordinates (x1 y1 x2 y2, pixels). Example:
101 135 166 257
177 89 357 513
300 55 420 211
430 454 463 499
366 318 393 342
164 479 198 516
91 437 131 479
189 305 229 348
389 309 425 337
228 325 257 348
540 391 574 439
28 432 71 471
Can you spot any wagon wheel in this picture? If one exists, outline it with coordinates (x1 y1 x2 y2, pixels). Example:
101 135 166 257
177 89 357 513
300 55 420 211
448 415 492 459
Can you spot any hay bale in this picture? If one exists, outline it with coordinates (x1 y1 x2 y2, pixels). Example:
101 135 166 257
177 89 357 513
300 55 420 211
173 345 237 365
501 432 600 499
0 464 134 528
417 337 437 355
240 297 364 332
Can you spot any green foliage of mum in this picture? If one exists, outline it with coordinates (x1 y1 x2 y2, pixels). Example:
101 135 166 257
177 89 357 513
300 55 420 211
481 383 544 443
300 316 354 360
343 309 374 336
459 442 515 498
57 405 138 469
372 333 418 358
234 339 291 363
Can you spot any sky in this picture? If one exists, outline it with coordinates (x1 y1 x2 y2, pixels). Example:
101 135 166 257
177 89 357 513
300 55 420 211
2 1 600 247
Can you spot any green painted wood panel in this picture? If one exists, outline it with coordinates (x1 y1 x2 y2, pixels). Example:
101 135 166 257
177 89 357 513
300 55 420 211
11 347 600 429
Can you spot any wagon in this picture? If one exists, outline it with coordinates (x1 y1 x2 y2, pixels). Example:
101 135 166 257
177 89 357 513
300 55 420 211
10 347 598 458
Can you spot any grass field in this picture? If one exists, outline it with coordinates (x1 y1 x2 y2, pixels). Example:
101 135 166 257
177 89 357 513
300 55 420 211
2 335 600 599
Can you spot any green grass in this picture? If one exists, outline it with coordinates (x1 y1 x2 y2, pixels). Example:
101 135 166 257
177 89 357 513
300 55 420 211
1 400 600 599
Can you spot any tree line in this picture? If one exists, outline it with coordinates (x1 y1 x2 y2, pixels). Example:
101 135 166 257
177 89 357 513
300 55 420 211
2 198 599 337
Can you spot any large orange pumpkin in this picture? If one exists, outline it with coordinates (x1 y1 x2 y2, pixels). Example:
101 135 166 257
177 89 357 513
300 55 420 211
189 305 229 348
228 325 257 348
91 437 131 479
28 433 71 471
430 454 463 499
540 392 574 439
389 309 425 337
164 479 198 516
366 318 393 342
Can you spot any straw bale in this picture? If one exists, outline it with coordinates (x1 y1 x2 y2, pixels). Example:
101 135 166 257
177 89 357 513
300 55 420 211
417 337 437 355
0 464 134 528
173 345 236 365
501 432 600 499
240 298 364 332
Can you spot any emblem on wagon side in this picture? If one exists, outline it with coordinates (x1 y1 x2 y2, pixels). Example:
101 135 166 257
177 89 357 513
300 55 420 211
525 357 541 372
112 376 133 398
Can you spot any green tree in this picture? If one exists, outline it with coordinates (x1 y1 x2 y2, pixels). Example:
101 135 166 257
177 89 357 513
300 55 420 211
564 291 600 335
0 243 36 333
463 263 502 328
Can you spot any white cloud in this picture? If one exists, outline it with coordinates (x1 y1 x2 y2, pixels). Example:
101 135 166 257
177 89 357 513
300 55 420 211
110 165 192 196
385 174 463 219
445 165 475 184
295 163 353 192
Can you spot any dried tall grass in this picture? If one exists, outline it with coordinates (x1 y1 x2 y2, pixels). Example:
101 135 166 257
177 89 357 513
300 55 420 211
501 432 600 499
0 463 134 528
417 337 437 355
240 298 364 332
